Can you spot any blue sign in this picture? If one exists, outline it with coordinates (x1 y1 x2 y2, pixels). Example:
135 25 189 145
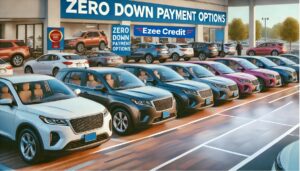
61 0 226 26
112 25 131 56
215 29 225 42
47 27 64 50
134 25 195 38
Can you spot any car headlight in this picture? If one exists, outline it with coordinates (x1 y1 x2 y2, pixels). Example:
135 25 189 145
103 109 110 117
264 74 275 78
212 83 228 89
39 116 68 126
183 89 199 96
238 79 251 83
131 99 153 107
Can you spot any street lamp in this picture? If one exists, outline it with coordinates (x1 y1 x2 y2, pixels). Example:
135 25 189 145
262 17 269 42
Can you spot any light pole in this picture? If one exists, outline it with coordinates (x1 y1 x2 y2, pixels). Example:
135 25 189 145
262 17 269 42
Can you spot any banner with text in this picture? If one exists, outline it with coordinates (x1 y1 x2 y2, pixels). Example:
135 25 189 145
47 27 64 50
112 25 131 56
61 0 226 26
134 25 195 38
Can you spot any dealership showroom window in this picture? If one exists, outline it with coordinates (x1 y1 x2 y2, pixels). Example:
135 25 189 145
0 0 299 170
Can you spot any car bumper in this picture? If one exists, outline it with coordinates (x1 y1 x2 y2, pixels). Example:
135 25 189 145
39 114 112 151
239 83 259 94
215 89 239 101
266 77 282 87
157 54 170 59
181 54 194 58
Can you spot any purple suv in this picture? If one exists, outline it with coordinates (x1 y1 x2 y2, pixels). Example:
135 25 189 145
213 58 282 91
192 61 261 95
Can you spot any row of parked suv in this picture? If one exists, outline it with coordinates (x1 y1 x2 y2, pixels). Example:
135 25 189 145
0 51 298 164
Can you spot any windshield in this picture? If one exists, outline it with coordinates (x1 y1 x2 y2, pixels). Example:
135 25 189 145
103 72 145 90
96 52 116 57
63 55 83 60
212 63 235 74
179 44 191 48
239 60 259 70
14 79 76 105
155 45 167 49
188 65 215 78
280 58 296 65
260 57 278 67
153 67 184 82
73 31 85 37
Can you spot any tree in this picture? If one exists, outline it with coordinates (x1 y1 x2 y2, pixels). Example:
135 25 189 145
256 20 263 40
270 23 282 39
229 18 247 41
280 17 299 50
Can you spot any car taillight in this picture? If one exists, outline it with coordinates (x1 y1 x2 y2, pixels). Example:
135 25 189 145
156 48 161 51
180 49 187 51
63 61 73 65
6 65 13 70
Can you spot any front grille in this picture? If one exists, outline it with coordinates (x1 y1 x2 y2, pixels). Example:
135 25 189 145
153 97 173 111
228 84 238 91
252 79 259 85
70 114 103 133
199 89 213 98
64 133 109 150
292 72 297 78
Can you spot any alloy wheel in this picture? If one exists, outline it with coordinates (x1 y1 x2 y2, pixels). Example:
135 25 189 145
25 66 33 74
198 53 206 61
76 43 85 53
12 55 24 67
113 112 129 133
145 55 154 64
172 54 180 61
20 133 37 161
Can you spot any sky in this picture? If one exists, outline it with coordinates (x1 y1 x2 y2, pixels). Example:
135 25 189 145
228 4 299 27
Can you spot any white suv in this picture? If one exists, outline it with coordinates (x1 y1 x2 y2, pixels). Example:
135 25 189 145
0 75 112 164
166 43 194 61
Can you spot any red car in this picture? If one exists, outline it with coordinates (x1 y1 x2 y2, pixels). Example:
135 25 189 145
0 40 30 67
247 42 287 56
194 61 261 95
65 30 108 53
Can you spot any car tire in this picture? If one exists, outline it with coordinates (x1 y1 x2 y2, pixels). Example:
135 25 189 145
99 42 106 50
112 108 133 135
271 50 279 56
145 54 154 64
248 50 256 56
24 66 33 74
134 59 141 63
198 53 207 61
11 54 24 67
258 77 266 92
184 57 191 61
159 59 167 63
18 128 44 164
76 43 85 53
123 56 129 63
219 51 226 57
52 67 59 76
97 63 103 67
172 53 180 61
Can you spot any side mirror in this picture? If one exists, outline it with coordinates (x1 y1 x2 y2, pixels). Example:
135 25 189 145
74 89 81 95
0 99 13 106
95 85 107 92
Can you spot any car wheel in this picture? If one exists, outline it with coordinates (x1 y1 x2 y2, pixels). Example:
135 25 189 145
172 53 180 61
271 50 279 56
258 78 266 92
24 66 33 74
248 50 255 56
145 54 154 64
198 53 207 61
97 63 103 67
52 67 59 76
99 42 106 50
18 128 44 164
159 59 167 63
184 57 191 61
11 54 24 67
123 56 129 63
112 109 133 135
134 59 141 63
76 43 85 53
220 51 226 57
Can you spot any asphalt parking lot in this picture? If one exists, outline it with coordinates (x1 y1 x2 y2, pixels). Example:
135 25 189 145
0 64 299 170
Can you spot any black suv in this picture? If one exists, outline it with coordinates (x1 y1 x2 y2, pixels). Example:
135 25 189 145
119 64 214 115
189 42 218 60
56 68 176 135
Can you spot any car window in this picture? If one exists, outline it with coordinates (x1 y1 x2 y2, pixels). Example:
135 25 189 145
152 67 185 82
201 64 218 75
124 67 137 75
174 66 190 78
212 63 235 74
83 72 103 89
228 60 242 71
37 55 50 62
14 41 26 47
63 55 82 60
103 71 145 90
137 69 153 83
49 55 59 61
0 82 13 101
64 72 83 86
87 32 94 38
0 42 13 48
93 32 100 37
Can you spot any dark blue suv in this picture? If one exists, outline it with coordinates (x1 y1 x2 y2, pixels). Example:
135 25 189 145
124 43 170 64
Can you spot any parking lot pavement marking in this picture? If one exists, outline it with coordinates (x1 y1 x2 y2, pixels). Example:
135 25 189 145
150 101 297 171
110 138 128 143
65 161 96 171
229 124 299 171
92 86 299 155
203 145 249 158
268 91 299 104
258 119 295 127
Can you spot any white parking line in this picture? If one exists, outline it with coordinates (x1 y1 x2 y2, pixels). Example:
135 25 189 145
268 91 299 104
66 161 96 171
266 101 294 115
92 86 299 155
150 101 295 171
229 124 299 171
204 145 249 158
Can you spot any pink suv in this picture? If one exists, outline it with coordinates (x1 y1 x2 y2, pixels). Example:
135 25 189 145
247 42 287 56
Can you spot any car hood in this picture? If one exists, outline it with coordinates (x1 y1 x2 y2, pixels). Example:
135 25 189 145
198 76 236 85
272 66 296 72
279 141 299 170
165 80 210 91
116 86 172 101
25 97 105 119
252 68 279 75
226 72 257 80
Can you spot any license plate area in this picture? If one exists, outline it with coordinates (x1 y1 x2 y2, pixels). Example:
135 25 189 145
162 111 170 119
84 132 97 143
205 98 211 105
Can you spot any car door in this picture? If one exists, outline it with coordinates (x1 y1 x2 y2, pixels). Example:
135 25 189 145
0 42 13 60
0 81 17 139
42 54 59 75
85 32 96 46
256 43 267 55
34 55 50 74
63 71 84 90
80 72 110 107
